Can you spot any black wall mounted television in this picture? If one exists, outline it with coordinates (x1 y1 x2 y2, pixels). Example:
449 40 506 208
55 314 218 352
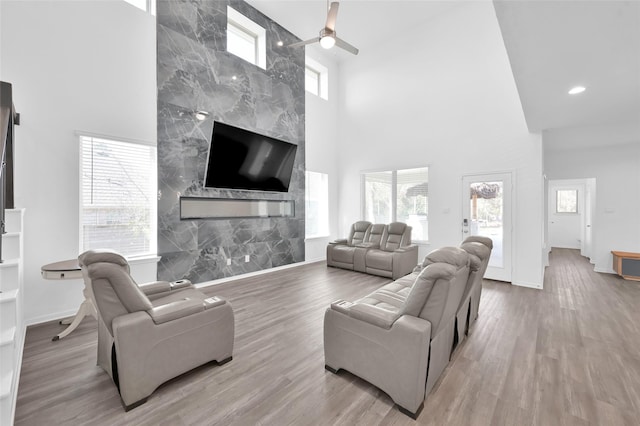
204 121 297 192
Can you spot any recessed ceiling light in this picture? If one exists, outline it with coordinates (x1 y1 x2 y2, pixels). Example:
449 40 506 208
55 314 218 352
568 86 586 95
277 41 284 47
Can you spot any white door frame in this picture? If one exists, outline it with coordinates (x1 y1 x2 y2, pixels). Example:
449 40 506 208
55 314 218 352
462 171 513 282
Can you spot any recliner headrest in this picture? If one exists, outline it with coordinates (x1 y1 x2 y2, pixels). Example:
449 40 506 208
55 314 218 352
422 246 469 269
369 224 385 235
387 222 407 235
79 249 129 268
353 221 372 232
460 241 491 268
403 262 457 317
462 235 493 250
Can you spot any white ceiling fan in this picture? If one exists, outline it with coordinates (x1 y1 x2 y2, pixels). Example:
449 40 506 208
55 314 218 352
289 1 359 55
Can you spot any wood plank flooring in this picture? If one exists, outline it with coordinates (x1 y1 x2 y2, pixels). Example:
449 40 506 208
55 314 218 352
14 248 640 425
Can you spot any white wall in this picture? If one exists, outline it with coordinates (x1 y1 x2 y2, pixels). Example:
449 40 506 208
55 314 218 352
545 140 640 273
304 46 340 262
336 1 544 288
0 1 157 324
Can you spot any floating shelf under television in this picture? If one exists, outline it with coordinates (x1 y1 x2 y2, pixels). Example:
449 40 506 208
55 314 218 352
180 197 295 220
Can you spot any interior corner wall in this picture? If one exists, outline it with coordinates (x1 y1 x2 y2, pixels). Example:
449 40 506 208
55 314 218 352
336 1 544 288
1 1 157 323
156 0 305 283
544 140 640 273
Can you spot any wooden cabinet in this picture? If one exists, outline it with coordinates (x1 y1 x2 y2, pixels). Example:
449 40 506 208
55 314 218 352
611 251 640 281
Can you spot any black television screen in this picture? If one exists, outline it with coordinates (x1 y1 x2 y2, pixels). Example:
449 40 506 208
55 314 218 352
204 121 297 192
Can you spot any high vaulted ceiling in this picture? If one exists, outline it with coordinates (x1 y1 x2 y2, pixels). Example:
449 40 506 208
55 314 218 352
247 0 640 137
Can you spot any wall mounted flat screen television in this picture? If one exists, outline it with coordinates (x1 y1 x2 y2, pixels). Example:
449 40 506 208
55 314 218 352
204 121 297 192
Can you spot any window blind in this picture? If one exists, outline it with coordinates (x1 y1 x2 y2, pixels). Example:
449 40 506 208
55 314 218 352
80 135 156 256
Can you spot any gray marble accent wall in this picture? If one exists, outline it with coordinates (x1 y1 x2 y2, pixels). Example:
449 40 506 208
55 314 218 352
157 0 305 283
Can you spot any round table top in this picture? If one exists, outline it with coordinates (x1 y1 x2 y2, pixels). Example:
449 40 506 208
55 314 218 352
41 259 82 280
41 259 80 272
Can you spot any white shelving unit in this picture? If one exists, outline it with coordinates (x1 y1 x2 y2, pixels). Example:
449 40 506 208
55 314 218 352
0 209 25 426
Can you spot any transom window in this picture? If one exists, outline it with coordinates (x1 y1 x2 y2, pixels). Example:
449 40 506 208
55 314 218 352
305 56 328 100
80 135 157 257
362 167 429 242
305 67 320 96
556 189 578 213
227 6 266 69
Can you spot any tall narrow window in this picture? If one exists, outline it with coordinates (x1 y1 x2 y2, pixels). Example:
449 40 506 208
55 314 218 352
227 6 266 69
362 167 429 241
305 66 320 96
305 171 329 238
363 171 393 224
80 135 157 257
305 56 329 100
396 168 429 241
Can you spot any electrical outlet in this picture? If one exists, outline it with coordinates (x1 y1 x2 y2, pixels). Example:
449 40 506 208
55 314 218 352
226 259 231 266
245 255 250 263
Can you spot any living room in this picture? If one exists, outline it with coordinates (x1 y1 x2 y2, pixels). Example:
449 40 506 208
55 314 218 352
1 0 639 424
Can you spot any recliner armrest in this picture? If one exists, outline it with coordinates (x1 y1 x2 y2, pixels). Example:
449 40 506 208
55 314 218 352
147 298 204 324
395 245 418 253
170 279 193 290
139 281 172 296
330 300 400 329
329 239 349 245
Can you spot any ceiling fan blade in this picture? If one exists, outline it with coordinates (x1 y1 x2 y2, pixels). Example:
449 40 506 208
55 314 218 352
325 2 339 31
288 37 319 48
335 37 359 55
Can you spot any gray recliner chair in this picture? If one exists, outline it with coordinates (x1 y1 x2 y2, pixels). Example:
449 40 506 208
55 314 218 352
326 221 372 270
79 250 234 410
461 236 493 331
362 222 419 279
454 240 491 347
324 246 470 417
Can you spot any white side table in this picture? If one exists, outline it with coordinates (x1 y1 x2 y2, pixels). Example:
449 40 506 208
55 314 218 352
41 259 97 341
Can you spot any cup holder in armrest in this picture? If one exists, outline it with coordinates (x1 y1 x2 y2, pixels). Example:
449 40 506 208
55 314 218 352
331 299 353 314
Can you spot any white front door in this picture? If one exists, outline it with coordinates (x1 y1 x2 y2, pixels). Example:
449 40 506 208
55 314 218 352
462 172 512 282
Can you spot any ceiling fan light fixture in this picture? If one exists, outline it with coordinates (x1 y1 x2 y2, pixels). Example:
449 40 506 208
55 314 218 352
320 35 335 49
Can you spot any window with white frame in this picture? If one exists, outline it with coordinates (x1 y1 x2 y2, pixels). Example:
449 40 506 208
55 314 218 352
227 6 266 69
305 67 320 96
123 0 156 15
362 167 429 242
80 135 157 257
556 189 578 213
305 171 329 238
305 56 329 100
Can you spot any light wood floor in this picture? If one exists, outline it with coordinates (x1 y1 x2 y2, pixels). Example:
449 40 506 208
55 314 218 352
14 248 640 425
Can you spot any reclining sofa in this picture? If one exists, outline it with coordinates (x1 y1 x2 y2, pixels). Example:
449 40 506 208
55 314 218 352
79 249 235 410
327 221 418 279
324 246 471 417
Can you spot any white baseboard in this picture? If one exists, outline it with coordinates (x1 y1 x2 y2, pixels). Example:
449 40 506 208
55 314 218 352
512 280 543 290
593 267 615 275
